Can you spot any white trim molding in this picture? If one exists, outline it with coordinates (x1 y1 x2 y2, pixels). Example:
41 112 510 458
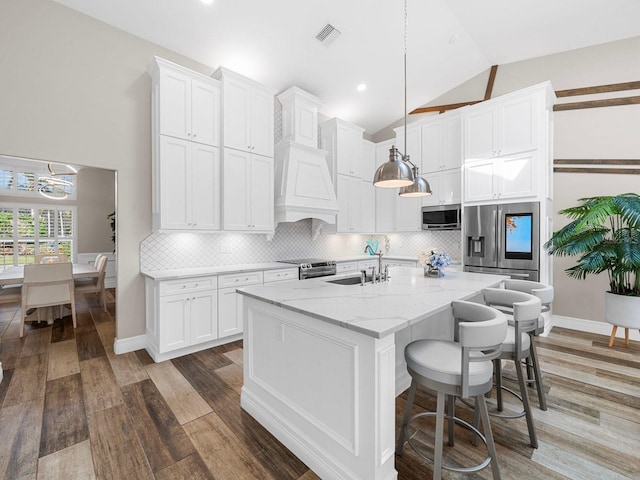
550 314 640 342
114 334 146 355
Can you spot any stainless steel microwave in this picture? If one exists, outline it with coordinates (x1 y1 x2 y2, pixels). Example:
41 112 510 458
421 204 461 230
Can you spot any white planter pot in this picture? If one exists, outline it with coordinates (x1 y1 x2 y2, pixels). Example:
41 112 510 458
604 292 640 329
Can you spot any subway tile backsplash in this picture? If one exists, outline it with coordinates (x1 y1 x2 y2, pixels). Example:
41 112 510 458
140 219 462 271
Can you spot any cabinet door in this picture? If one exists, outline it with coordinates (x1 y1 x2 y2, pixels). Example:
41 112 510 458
395 196 421 232
336 174 351 232
395 124 421 166
251 87 275 158
442 114 462 170
421 121 441 172
375 186 395 232
336 123 359 177
158 293 190 353
191 144 221 230
249 154 274 231
497 153 536 200
362 140 376 183
191 78 220 147
159 136 190 229
361 179 376 233
159 68 191 141
440 168 461 205
464 159 497 203
190 289 218 345
223 148 251 230
218 287 242 338
464 106 497 160
499 95 536 157
421 172 441 206
223 77 252 152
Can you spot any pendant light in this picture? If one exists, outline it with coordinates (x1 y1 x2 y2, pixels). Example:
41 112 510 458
373 0 432 197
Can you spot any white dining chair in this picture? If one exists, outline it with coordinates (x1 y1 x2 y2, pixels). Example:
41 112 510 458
35 253 69 264
74 254 108 312
21 263 76 337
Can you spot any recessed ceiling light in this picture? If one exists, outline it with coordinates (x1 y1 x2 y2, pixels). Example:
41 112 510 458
200 0 214 4
357 83 367 92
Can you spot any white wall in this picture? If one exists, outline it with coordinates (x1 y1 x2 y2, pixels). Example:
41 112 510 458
379 36 640 323
0 0 214 339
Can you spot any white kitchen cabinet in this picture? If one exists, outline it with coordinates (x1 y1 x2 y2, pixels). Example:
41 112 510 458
336 261 358 275
421 111 461 172
213 67 276 158
218 271 263 338
463 85 546 161
357 259 379 272
149 57 222 232
361 179 377 233
464 152 537 203
394 123 421 167
157 136 221 230
263 268 299 283
320 118 365 179
150 57 221 147
382 259 418 268
145 275 218 361
335 174 363 233
421 168 461 206
222 148 274 232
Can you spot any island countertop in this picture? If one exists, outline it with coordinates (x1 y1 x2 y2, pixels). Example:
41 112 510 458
237 267 507 339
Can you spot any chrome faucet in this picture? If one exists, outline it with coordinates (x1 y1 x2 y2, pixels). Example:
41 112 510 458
364 245 384 281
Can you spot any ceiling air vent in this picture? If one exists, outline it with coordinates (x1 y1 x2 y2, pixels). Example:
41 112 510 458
315 24 341 46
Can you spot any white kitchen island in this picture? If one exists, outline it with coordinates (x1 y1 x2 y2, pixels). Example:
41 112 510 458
237 268 507 480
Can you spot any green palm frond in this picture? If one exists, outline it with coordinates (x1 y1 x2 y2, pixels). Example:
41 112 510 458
546 193 640 296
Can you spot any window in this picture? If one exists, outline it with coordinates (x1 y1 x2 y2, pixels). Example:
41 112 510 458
0 166 76 200
0 204 76 270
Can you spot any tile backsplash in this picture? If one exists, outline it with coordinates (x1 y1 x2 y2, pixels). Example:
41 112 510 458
140 220 462 271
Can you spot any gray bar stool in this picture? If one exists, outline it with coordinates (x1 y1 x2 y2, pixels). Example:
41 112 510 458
503 279 553 410
396 300 507 480
481 288 542 448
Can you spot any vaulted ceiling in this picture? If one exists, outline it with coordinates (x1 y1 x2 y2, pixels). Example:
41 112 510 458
54 0 640 135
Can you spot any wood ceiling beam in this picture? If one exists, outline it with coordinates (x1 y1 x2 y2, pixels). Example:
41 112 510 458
554 95 640 111
484 65 499 100
409 100 481 115
555 81 640 97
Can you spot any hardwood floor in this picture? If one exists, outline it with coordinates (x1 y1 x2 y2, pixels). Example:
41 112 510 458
0 291 638 479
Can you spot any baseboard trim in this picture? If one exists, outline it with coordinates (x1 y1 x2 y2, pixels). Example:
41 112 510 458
114 334 146 354
550 314 640 341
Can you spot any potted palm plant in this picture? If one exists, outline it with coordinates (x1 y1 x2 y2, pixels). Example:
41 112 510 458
544 193 640 346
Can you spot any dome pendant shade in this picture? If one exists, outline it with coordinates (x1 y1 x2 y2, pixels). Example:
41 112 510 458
399 170 432 197
373 146 414 188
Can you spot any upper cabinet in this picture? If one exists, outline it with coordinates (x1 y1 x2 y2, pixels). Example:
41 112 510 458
321 118 365 179
151 57 220 147
421 111 461 173
462 82 555 205
212 67 276 158
149 57 222 232
213 67 276 233
393 123 421 168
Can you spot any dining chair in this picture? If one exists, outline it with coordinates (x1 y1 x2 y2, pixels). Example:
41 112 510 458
74 254 108 312
35 253 69 264
21 263 76 337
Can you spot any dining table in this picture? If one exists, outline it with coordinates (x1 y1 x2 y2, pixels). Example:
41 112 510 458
0 263 99 286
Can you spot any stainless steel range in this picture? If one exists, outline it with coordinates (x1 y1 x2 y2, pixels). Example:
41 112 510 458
279 258 337 280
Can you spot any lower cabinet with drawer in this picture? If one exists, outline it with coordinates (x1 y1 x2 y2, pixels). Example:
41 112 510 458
217 271 264 339
145 275 220 362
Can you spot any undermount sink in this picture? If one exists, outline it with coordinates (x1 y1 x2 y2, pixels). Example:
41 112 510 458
326 276 368 286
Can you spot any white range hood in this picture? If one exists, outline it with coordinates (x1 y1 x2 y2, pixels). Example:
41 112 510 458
274 87 339 225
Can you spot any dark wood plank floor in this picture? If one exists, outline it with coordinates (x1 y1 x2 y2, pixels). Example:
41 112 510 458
1 291 638 479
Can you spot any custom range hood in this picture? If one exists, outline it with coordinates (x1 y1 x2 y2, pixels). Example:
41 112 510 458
274 87 339 225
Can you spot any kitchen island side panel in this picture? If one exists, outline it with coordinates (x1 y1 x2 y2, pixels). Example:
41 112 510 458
242 297 397 480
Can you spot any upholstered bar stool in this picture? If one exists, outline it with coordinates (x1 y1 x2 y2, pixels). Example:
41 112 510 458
481 288 542 448
502 279 553 410
396 300 507 480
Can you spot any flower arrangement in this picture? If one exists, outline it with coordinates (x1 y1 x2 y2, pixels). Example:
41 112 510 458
419 250 452 277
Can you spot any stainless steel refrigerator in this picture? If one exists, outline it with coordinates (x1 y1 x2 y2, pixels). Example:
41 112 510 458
463 201 540 281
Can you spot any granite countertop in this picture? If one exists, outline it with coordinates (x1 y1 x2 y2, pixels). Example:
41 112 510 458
237 268 507 339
